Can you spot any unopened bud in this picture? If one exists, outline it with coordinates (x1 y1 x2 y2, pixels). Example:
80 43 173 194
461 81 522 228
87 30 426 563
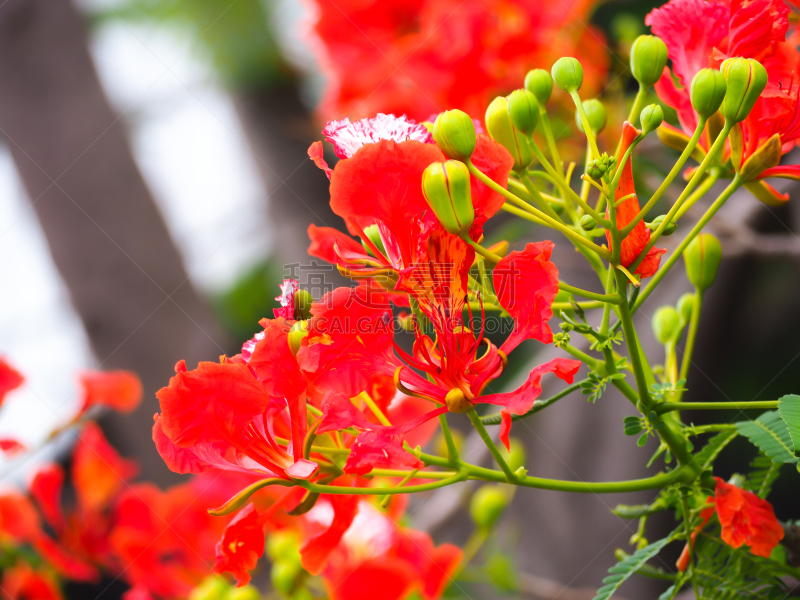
433 110 477 160
691 68 727 118
227 587 260 600
293 289 313 320
576 99 607 134
485 96 532 170
188 576 228 600
580 214 598 231
470 485 507 529
422 160 475 236
445 388 472 413
524 68 553 104
640 104 663 136
586 153 615 180
507 89 540 135
287 320 309 357
362 224 387 258
677 292 697 326
630 35 668 88
551 57 584 93
684 233 722 292
501 438 526 472
649 214 676 236
652 306 682 345
720 58 768 123
271 560 301 595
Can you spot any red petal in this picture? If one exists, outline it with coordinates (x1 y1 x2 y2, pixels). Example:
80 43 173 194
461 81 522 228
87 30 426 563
0 493 42 543
329 139 445 266
308 140 333 179
1 563 63 600
300 495 358 575
478 358 582 449
0 439 25 455
327 559 416 600
122 587 155 600
298 286 399 398
344 428 424 475
653 67 698 135
73 422 138 513
30 465 66 532
726 0 788 63
714 477 784 558
212 504 265 587
0 358 23 407
757 164 800 181
646 0 729 87
157 361 271 447
308 223 366 265
494 241 559 353
33 535 100 582
79 370 143 414
469 134 514 225
395 530 462 600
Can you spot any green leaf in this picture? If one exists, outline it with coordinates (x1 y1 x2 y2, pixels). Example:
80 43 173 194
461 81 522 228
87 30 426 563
736 411 798 465
592 536 672 600
778 394 800 452
692 429 738 471
744 453 782 499
637 432 649 447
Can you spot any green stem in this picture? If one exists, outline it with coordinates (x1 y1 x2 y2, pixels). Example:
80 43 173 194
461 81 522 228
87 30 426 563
561 342 604 371
452 528 489 580
438 413 461 465
469 162 612 260
466 238 503 263
532 166 606 224
480 380 587 425
681 496 701 600
539 106 563 177
571 91 601 159
518 169 570 223
628 122 734 273
468 409 516 482
358 391 392 426
615 270 698 479
558 281 621 304
620 118 707 237
678 290 703 388
371 468 455 480
656 401 779 415
301 473 467 495
675 169 720 221
627 86 649 127
500 202 548 226
634 176 742 312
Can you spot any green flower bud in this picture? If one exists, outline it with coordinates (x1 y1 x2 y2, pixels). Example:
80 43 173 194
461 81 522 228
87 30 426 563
485 96 532 171
524 68 553 104
720 58 768 123
551 57 584 93
433 109 477 160
507 89 540 135
640 104 664 136
422 160 475 235
293 289 313 320
287 320 309 357
684 233 722 292
677 292 697 326
361 224 387 258
226 587 260 600
648 214 676 236
586 153 616 180
271 560 301 595
652 306 682 345
501 438 526 472
576 99 607 134
470 485 507 529
189 576 229 600
690 68 727 118
630 35 668 88
580 214 598 231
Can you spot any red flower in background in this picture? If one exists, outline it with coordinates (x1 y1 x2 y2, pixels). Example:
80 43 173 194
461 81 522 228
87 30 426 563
303 0 608 121
648 0 800 203
0 357 24 406
79 370 143 415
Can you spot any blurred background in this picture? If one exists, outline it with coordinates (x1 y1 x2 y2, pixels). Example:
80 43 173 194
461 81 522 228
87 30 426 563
1 0 799 598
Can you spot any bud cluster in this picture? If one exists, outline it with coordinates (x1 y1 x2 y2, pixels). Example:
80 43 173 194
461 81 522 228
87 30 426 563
586 153 616 180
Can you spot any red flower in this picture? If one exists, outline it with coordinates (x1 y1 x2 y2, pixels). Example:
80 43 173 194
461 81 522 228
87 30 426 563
304 0 609 121
213 503 265 587
0 357 23 407
648 0 800 203
79 370 143 415
321 500 461 600
1 562 62 600
677 477 784 570
606 122 666 278
154 323 318 480
307 114 513 284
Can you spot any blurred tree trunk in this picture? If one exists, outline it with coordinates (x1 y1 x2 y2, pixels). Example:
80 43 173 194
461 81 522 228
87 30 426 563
0 0 229 484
